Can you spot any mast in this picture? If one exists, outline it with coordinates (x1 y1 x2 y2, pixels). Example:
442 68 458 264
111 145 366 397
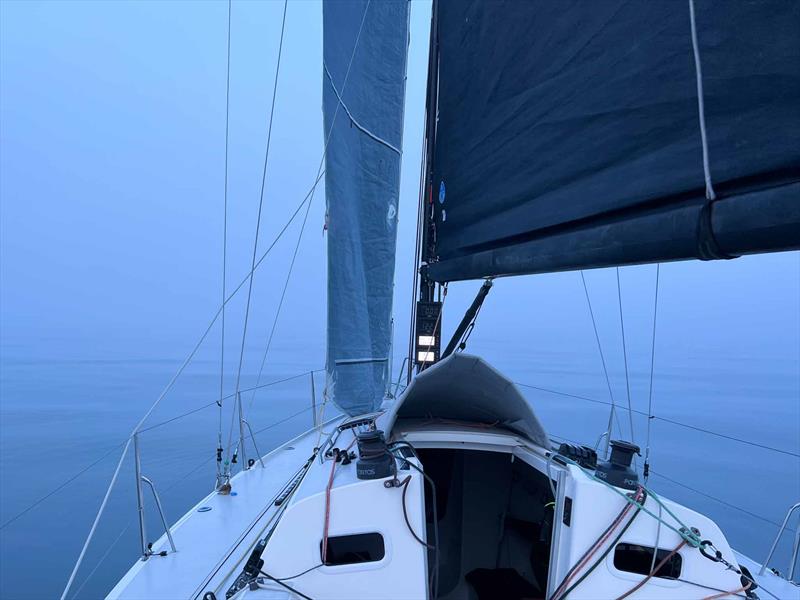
409 0 443 378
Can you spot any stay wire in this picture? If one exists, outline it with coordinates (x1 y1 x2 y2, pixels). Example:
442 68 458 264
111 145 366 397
59 169 324 600
644 263 660 481
243 0 373 419
227 0 289 467
218 0 232 475
59 174 322 600
616 267 636 445
246 187 313 415
580 271 623 442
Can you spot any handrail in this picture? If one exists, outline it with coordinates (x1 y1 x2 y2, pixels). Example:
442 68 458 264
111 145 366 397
134 433 177 560
141 476 177 555
759 501 800 580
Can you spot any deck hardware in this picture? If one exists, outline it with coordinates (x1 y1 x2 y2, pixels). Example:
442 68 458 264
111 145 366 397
310 371 317 427
242 418 266 470
562 497 573 527
759 501 800 580
226 539 267 599
133 433 177 561
197 506 212 513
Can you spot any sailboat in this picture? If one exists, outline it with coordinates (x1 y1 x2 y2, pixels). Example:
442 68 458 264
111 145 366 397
62 1 800 599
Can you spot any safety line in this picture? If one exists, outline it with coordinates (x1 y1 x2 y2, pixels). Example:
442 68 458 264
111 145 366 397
516 381 799 458
649 470 792 532
0 442 123 531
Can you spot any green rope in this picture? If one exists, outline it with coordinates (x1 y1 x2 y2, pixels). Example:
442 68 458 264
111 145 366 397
557 455 702 548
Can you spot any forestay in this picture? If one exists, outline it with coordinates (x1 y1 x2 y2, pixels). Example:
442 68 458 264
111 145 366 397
424 0 800 282
324 0 410 415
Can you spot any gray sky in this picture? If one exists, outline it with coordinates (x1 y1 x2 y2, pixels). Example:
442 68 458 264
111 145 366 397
2 0 798 387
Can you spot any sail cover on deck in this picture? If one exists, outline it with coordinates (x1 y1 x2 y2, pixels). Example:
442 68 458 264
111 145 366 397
324 0 410 415
424 0 800 283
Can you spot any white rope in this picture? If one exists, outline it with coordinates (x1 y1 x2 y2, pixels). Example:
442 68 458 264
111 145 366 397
323 62 402 155
689 0 716 201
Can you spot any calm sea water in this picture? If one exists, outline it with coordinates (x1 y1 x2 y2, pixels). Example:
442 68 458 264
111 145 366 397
1 349 798 599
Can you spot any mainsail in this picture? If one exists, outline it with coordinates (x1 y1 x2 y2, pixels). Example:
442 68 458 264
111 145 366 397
422 0 800 282
324 0 410 415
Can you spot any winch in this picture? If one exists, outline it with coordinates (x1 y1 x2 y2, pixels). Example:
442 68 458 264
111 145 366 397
594 440 640 490
355 430 395 480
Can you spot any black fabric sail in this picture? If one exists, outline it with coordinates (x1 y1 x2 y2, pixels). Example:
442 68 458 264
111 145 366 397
423 0 800 283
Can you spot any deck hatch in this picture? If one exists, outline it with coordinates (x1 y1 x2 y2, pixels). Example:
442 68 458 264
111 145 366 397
321 533 385 566
613 543 682 579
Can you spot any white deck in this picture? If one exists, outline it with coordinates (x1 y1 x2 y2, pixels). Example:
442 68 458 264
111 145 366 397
109 413 800 600
108 421 344 600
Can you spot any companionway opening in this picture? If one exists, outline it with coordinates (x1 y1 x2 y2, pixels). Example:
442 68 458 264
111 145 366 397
417 449 554 600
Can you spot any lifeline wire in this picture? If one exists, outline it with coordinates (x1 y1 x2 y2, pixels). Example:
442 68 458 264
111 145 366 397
60 27 323 600
60 168 325 600
517 381 799 458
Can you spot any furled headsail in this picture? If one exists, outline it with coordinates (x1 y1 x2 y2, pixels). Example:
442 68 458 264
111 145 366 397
423 0 800 282
324 0 410 415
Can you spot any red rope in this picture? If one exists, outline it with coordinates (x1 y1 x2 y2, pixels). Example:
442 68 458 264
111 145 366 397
320 437 357 564
701 581 751 600
615 540 687 600
320 455 338 564
551 487 644 600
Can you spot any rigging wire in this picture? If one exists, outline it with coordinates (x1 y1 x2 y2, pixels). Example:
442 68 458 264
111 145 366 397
644 263 660 481
579 271 623 448
240 0 373 424
649 470 792 532
70 520 133 599
60 143 325 600
227 0 290 469
0 442 123 531
517 381 800 458
70 449 221 598
217 0 233 481
616 267 636 445
246 185 314 415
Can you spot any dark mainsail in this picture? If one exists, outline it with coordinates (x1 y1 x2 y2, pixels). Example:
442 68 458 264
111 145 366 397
422 0 800 282
324 0 410 415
